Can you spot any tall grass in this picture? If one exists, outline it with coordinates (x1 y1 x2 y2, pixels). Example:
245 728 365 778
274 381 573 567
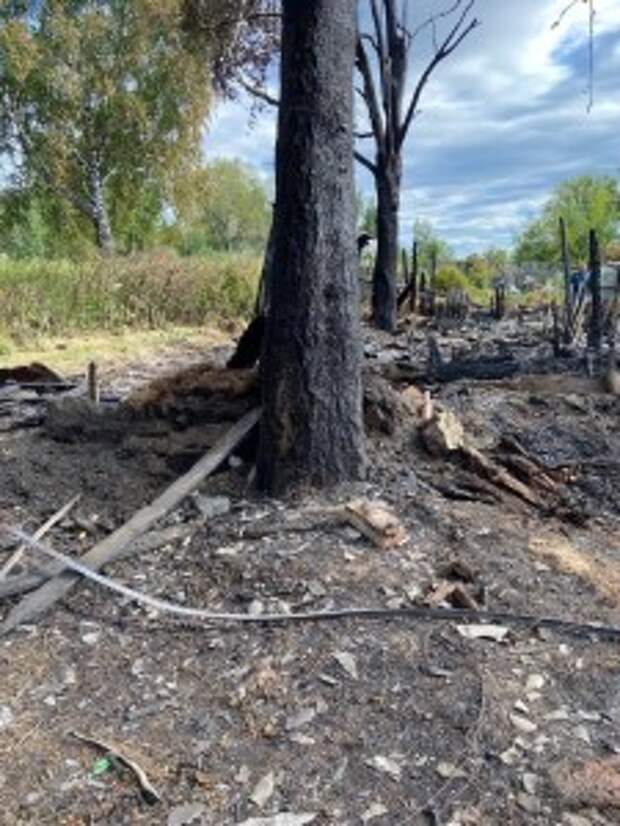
0 249 261 342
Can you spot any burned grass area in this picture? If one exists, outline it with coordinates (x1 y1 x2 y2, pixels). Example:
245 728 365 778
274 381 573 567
1 314 620 825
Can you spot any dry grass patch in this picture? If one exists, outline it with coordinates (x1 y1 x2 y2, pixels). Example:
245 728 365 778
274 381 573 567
0 326 234 376
528 532 620 607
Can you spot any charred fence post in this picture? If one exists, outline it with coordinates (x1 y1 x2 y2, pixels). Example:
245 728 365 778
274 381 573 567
398 242 419 314
397 248 410 311
493 283 506 320
428 248 437 316
588 228 602 352
419 269 427 315
410 240 418 313
559 216 572 343
87 362 99 405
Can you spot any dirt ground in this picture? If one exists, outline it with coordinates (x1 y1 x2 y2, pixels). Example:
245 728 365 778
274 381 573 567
1 315 620 826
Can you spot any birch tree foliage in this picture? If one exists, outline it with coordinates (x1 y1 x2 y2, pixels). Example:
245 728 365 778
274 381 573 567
0 0 211 250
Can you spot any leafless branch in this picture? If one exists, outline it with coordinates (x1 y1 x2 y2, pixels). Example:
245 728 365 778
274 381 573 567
355 37 385 147
360 32 381 57
369 0 387 66
369 0 392 121
407 0 464 49
354 151 377 175
443 16 479 58
399 0 479 147
384 0 406 147
551 0 581 29
550 0 595 111
238 76 279 107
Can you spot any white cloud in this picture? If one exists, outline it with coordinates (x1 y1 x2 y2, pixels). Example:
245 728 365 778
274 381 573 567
203 96 276 179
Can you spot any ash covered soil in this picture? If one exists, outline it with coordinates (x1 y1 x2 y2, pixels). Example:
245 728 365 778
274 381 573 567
1 316 620 826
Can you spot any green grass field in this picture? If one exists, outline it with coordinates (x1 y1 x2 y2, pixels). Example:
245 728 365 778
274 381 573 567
0 249 261 356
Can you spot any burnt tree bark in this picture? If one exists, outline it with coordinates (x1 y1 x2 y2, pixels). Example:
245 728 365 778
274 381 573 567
256 0 366 493
355 0 479 331
372 162 401 328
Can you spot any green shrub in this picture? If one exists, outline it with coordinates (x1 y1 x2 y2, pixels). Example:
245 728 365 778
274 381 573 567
434 264 469 294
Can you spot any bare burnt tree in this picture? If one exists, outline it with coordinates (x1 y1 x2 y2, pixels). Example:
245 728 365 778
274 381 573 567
256 0 366 493
355 0 479 331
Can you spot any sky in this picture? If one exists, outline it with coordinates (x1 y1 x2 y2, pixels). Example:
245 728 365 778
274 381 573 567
203 0 620 257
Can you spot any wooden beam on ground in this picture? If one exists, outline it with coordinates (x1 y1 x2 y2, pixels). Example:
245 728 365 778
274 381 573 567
0 495 80 582
0 519 207 601
0 573 45 600
0 407 261 634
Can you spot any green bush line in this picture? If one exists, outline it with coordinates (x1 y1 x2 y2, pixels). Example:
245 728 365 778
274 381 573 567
0 250 261 343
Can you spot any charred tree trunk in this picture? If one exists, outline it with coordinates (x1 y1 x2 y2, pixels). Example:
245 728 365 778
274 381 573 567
227 206 276 369
419 269 428 314
494 284 506 320
254 203 277 317
354 1 478 333
256 0 366 494
372 159 400 331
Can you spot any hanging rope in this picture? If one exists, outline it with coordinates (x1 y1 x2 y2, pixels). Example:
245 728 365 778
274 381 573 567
551 0 595 112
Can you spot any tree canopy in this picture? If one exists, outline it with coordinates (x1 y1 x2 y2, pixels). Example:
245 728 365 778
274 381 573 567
413 219 453 274
173 159 272 254
0 0 211 252
514 175 620 265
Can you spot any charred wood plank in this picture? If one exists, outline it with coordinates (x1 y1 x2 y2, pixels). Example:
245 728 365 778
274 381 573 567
0 408 261 634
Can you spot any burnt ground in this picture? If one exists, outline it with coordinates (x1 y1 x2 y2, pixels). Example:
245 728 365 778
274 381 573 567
1 314 620 826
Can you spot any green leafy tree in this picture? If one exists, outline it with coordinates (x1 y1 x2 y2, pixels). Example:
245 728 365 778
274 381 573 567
173 159 271 253
413 219 453 275
0 188 48 258
0 185 93 258
463 253 493 290
514 175 620 265
513 218 557 265
0 0 211 254
483 247 510 275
